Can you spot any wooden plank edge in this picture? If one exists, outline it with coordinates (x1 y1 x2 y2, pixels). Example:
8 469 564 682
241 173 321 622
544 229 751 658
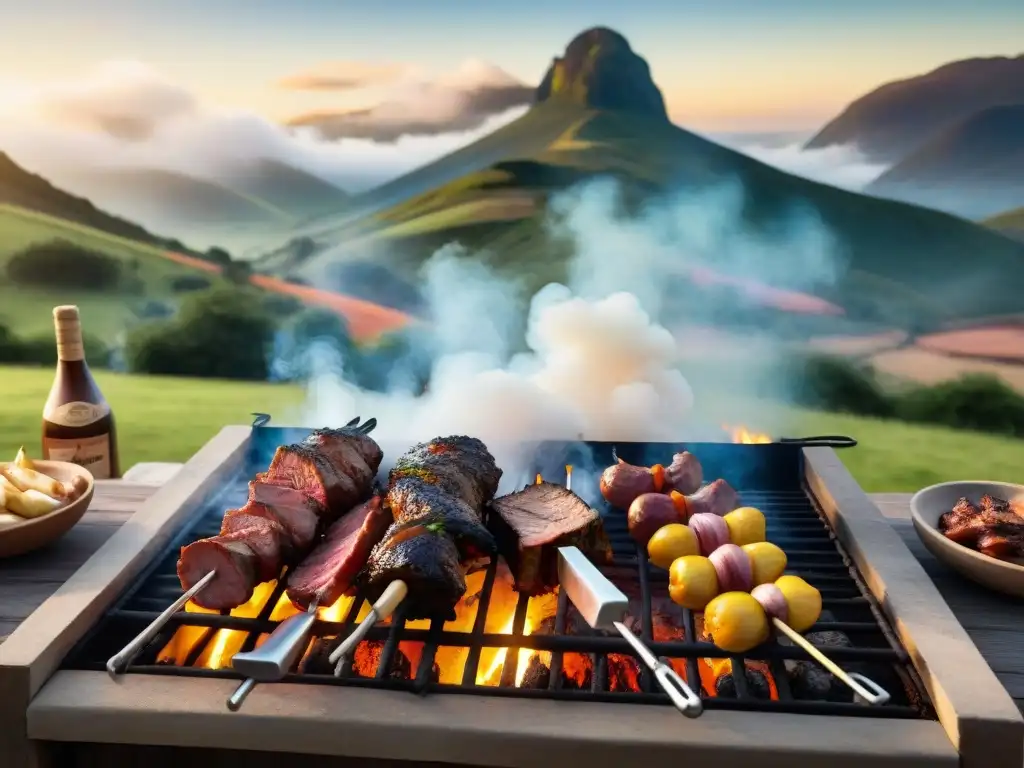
802 447 1024 768
0 426 251 768
27 670 958 768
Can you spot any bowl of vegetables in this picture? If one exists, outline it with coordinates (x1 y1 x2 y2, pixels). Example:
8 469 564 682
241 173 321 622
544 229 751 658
0 447 94 559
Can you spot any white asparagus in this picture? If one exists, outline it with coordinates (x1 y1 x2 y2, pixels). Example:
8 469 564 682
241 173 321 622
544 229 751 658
0 476 63 518
13 446 34 470
0 464 66 499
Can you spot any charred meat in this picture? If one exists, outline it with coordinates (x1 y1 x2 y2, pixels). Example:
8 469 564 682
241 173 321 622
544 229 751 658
490 481 613 595
362 435 502 620
177 421 382 610
938 494 1024 560
286 495 393 611
389 435 502 511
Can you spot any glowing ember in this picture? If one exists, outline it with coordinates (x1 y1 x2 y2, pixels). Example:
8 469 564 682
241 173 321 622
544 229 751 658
724 423 772 444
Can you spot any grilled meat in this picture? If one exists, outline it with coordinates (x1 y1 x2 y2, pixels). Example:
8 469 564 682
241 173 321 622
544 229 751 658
363 521 467 620
287 496 392 610
938 494 1024 559
490 482 612 595
242 483 322 550
388 477 495 559
363 435 502 619
389 436 502 511
178 423 382 610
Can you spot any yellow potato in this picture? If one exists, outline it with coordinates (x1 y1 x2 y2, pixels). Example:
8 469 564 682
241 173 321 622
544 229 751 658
14 446 35 471
0 511 24 527
0 477 62 518
0 464 65 499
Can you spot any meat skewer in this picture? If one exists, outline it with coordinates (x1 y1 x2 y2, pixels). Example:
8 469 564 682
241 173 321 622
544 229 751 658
106 417 381 679
328 436 502 670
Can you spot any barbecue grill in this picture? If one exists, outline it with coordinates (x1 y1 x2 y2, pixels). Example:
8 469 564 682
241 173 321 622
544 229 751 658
5 422 1022 768
64 425 926 719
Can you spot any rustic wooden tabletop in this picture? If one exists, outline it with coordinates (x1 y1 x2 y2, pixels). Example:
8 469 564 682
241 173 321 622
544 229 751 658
1 469 1021 717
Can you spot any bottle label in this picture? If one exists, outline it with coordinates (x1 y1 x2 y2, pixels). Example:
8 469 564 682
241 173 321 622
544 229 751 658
42 434 112 480
44 401 110 428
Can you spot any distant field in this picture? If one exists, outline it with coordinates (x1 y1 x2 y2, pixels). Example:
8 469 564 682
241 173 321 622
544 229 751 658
0 204 222 339
917 326 1024 362
1 365 1022 492
869 347 1024 391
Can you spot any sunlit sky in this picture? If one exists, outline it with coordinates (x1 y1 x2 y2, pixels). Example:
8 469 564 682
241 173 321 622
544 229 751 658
1 0 1022 132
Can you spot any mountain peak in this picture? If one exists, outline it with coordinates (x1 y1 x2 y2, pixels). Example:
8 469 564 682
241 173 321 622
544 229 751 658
536 27 668 120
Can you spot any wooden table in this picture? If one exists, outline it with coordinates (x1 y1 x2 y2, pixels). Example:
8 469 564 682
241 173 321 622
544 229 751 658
2 475 1022 717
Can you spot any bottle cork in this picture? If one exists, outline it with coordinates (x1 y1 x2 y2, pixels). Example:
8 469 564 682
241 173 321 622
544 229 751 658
53 305 85 362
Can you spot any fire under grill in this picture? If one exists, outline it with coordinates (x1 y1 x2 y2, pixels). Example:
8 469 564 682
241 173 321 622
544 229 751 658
63 430 933 720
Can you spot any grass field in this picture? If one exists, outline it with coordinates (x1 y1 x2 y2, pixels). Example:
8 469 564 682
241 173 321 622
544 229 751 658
1 365 1021 492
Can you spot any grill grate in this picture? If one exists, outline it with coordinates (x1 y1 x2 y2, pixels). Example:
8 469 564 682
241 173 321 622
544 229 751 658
64 430 934 720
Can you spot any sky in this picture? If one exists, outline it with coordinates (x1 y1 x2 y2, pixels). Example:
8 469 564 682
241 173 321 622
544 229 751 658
1 0 1022 132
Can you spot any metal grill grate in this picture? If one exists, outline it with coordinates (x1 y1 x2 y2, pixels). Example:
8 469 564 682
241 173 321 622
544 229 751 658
64 429 934 720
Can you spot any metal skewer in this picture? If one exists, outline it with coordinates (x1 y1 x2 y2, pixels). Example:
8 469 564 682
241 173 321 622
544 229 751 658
106 570 217 677
771 618 890 705
557 546 704 717
227 601 320 711
104 415 376 679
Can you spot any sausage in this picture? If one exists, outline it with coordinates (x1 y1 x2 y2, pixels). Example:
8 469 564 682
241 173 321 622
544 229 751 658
601 459 657 509
628 492 687 546
601 451 706 509
663 451 703 495
681 479 739 518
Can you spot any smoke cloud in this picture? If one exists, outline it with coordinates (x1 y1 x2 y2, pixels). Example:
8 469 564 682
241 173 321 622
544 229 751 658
291 175 848 487
0 61 527 193
713 132 891 191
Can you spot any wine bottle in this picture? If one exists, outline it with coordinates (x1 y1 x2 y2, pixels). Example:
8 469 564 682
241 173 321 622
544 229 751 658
41 305 120 479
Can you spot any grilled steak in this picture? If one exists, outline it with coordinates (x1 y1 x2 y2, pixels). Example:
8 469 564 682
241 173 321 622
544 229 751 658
388 477 495 559
245 481 322 550
305 427 383 480
389 436 502 511
490 482 613 595
287 496 392 610
363 521 467 620
219 513 291 580
178 537 257 610
265 444 363 513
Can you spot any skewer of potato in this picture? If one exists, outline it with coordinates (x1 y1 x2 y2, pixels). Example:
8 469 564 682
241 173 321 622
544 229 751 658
0 474 64 518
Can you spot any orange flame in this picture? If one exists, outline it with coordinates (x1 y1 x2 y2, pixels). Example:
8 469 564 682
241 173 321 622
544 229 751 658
723 424 772 444
535 473 543 485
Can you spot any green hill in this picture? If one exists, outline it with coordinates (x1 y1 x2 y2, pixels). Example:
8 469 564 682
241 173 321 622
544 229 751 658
271 29 1024 334
0 152 170 247
984 206 1024 243
865 104 1024 219
0 203 226 341
219 158 349 220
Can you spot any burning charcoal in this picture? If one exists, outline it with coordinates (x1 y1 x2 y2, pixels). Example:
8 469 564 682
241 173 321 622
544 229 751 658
715 668 772 700
607 654 642 692
517 614 593 690
784 611 862 702
519 655 552 689
349 640 415 680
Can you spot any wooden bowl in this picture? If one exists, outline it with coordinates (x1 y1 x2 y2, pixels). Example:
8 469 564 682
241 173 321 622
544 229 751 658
0 461 95 559
910 480 1024 599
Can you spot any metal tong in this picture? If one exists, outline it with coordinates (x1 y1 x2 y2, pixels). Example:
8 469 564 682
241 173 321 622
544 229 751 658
556 546 704 718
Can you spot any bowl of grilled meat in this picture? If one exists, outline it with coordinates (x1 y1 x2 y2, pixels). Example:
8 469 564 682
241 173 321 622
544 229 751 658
910 481 1024 598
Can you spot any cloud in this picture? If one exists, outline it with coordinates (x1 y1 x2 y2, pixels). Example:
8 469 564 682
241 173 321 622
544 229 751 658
0 61 527 194
711 132 891 191
285 58 535 142
275 61 410 92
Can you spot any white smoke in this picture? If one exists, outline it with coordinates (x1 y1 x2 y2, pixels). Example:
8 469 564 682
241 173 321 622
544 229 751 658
292 175 847 487
713 133 890 191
